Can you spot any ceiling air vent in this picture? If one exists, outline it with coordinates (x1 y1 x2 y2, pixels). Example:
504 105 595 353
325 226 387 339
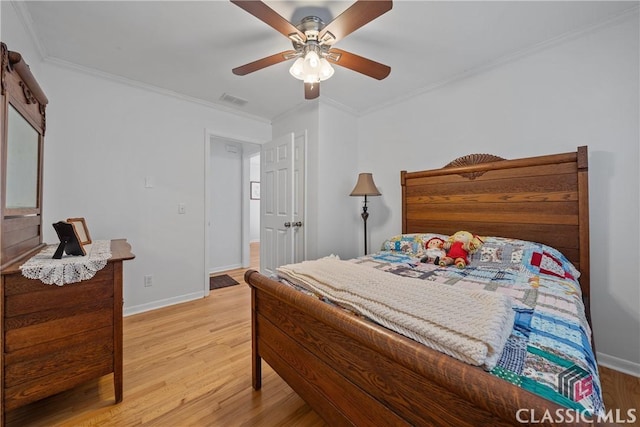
219 93 248 107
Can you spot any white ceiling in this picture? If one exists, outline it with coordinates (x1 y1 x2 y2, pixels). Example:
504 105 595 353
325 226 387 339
19 1 638 121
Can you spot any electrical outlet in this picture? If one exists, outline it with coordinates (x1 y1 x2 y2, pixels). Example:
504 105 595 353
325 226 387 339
144 275 153 287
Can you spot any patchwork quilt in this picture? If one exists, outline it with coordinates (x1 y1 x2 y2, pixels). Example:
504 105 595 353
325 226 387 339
282 233 604 416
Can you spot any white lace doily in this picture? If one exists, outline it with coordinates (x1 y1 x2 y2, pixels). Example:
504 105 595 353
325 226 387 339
19 240 112 286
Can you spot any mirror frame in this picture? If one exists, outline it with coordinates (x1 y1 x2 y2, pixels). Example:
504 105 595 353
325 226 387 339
1 43 49 268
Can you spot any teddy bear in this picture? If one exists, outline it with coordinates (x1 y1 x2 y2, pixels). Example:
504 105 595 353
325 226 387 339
439 231 483 268
420 237 446 265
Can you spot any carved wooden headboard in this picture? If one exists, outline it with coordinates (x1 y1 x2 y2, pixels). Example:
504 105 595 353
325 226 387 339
401 146 590 317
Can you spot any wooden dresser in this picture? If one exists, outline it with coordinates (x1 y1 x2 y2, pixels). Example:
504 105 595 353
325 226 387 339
0 239 134 424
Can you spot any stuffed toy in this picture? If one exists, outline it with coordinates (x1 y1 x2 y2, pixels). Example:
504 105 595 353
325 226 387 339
439 231 483 268
421 237 446 265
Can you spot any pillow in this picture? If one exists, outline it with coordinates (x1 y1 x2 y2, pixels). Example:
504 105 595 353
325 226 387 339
468 236 580 280
471 238 524 271
380 233 447 257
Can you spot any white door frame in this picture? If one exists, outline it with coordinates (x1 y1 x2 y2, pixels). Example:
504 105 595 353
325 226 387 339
203 129 261 296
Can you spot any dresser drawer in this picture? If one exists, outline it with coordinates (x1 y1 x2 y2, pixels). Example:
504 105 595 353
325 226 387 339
4 327 114 388
3 264 114 317
4 333 114 411
4 305 114 353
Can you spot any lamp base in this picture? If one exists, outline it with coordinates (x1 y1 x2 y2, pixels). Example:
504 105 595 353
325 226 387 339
361 196 369 255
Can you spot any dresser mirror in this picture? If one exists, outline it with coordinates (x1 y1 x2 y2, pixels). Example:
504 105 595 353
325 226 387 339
6 103 41 211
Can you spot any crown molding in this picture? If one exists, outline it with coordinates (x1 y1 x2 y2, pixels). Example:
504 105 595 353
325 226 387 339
361 4 640 117
44 56 272 124
9 0 48 60
319 96 359 117
271 94 359 123
270 98 318 123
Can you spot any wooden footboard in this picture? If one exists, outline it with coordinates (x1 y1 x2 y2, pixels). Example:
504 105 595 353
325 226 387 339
245 270 614 427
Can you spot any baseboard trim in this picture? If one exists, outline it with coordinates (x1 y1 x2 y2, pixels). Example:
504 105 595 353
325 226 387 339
124 291 204 317
597 352 640 377
209 264 242 275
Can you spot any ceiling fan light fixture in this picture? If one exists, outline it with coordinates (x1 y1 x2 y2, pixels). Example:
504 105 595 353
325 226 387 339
304 74 320 84
318 58 334 81
289 50 334 83
289 57 305 79
304 50 320 69
231 0 392 100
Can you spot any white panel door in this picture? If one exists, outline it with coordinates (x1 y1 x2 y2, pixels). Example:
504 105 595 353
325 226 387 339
261 133 295 276
292 132 306 263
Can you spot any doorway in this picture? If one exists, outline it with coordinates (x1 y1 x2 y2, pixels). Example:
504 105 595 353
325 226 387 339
204 132 260 295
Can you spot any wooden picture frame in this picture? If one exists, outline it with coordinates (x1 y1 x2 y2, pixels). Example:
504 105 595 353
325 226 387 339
52 221 85 258
250 181 260 200
66 217 92 245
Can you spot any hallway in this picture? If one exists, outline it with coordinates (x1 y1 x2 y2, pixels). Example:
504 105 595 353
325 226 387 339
210 241 259 286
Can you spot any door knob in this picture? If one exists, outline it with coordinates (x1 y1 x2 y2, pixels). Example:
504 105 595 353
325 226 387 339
284 222 291 228
293 221 303 228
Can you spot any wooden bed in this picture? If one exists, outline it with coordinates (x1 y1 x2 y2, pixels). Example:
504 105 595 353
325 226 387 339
244 146 608 426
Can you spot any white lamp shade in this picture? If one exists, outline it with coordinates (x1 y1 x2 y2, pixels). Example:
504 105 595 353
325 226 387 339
289 57 305 80
318 58 334 81
305 50 320 69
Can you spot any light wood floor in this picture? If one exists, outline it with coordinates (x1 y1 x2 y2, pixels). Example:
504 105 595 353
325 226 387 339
6 242 639 426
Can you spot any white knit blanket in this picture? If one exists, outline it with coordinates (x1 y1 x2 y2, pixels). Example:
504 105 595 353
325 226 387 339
277 257 515 370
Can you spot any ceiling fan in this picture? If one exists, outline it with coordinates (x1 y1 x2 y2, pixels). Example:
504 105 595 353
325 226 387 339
231 0 392 100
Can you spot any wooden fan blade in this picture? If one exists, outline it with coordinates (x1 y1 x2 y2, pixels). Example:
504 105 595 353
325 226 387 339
305 82 320 99
231 0 305 41
232 50 297 76
319 0 392 44
327 48 390 80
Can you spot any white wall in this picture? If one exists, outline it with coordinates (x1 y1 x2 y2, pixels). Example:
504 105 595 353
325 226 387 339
357 13 640 373
317 102 360 259
272 101 359 261
2 2 271 314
